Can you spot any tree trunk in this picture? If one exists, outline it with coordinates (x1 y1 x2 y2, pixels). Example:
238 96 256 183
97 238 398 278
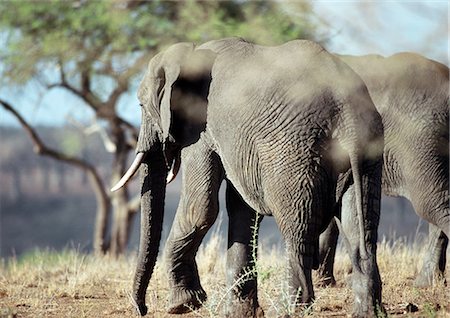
11 167 22 202
110 189 130 255
56 163 66 192
109 120 133 256
91 168 111 255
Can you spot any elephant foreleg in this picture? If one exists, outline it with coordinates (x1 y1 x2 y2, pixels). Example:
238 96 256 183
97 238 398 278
403 150 449 286
164 140 223 314
414 223 448 287
225 181 264 317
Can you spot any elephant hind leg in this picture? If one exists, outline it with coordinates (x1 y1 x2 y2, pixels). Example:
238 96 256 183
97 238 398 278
277 217 317 308
269 168 335 312
317 217 339 286
273 200 322 309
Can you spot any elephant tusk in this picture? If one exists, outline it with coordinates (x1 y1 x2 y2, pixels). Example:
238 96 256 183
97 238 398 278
111 152 145 192
166 153 181 184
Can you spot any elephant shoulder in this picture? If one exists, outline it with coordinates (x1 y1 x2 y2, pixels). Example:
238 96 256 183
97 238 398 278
275 39 326 54
197 37 251 55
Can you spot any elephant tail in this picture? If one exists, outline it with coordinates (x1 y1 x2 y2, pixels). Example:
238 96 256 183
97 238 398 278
348 151 369 260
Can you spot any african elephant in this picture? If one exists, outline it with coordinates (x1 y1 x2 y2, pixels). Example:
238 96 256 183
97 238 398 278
318 53 449 287
112 37 385 317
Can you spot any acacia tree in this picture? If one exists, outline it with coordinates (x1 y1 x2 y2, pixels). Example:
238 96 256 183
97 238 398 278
0 0 319 255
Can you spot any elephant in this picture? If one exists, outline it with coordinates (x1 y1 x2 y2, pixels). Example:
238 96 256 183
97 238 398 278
111 37 385 317
318 53 449 287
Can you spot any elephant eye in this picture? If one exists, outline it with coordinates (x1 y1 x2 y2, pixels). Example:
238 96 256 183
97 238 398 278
139 103 143 107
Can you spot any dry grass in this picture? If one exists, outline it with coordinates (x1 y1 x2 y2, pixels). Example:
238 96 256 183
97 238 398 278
1 235 449 318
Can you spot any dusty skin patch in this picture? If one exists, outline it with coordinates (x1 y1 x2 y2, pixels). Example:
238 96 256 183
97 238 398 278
0 237 449 318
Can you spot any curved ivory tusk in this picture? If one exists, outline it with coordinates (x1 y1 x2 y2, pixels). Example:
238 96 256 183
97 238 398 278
166 153 181 184
111 152 145 192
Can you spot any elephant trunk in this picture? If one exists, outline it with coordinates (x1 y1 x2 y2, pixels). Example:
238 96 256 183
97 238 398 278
132 144 168 316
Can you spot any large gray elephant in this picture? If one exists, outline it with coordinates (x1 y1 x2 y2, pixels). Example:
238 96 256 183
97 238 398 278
112 38 385 317
318 53 449 287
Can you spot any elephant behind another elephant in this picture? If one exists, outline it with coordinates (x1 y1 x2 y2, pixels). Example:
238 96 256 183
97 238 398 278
318 53 449 288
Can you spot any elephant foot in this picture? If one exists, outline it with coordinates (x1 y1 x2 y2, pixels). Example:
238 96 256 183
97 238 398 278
414 273 433 288
350 292 385 318
351 303 385 318
226 297 264 318
167 286 207 314
350 272 383 318
414 261 446 288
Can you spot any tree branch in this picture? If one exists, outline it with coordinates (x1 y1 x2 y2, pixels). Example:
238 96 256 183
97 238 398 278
104 52 150 108
80 68 91 94
0 99 111 254
120 52 152 82
106 81 128 110
48 62 104 115
1 100 44 153
57 58 67 84
45 82 138 147
47 81 104 112
0 98 99 176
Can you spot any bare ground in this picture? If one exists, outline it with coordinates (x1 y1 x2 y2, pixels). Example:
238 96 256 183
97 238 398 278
1 234 449 318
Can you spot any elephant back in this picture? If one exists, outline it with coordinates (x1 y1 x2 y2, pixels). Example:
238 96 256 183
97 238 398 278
339 53 449 118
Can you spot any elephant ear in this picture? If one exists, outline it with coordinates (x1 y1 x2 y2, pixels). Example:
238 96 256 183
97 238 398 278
142 42 214 145
160 63 180 142
138 52 164 125
157 42 196 143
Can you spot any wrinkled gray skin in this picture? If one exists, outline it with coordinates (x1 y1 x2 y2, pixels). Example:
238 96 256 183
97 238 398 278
123 38 385 317
318 53 449 288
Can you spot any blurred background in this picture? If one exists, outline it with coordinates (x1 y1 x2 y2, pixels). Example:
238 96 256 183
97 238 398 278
0 1 448 257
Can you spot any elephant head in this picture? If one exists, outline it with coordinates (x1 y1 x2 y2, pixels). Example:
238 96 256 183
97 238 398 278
111 43 216 315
